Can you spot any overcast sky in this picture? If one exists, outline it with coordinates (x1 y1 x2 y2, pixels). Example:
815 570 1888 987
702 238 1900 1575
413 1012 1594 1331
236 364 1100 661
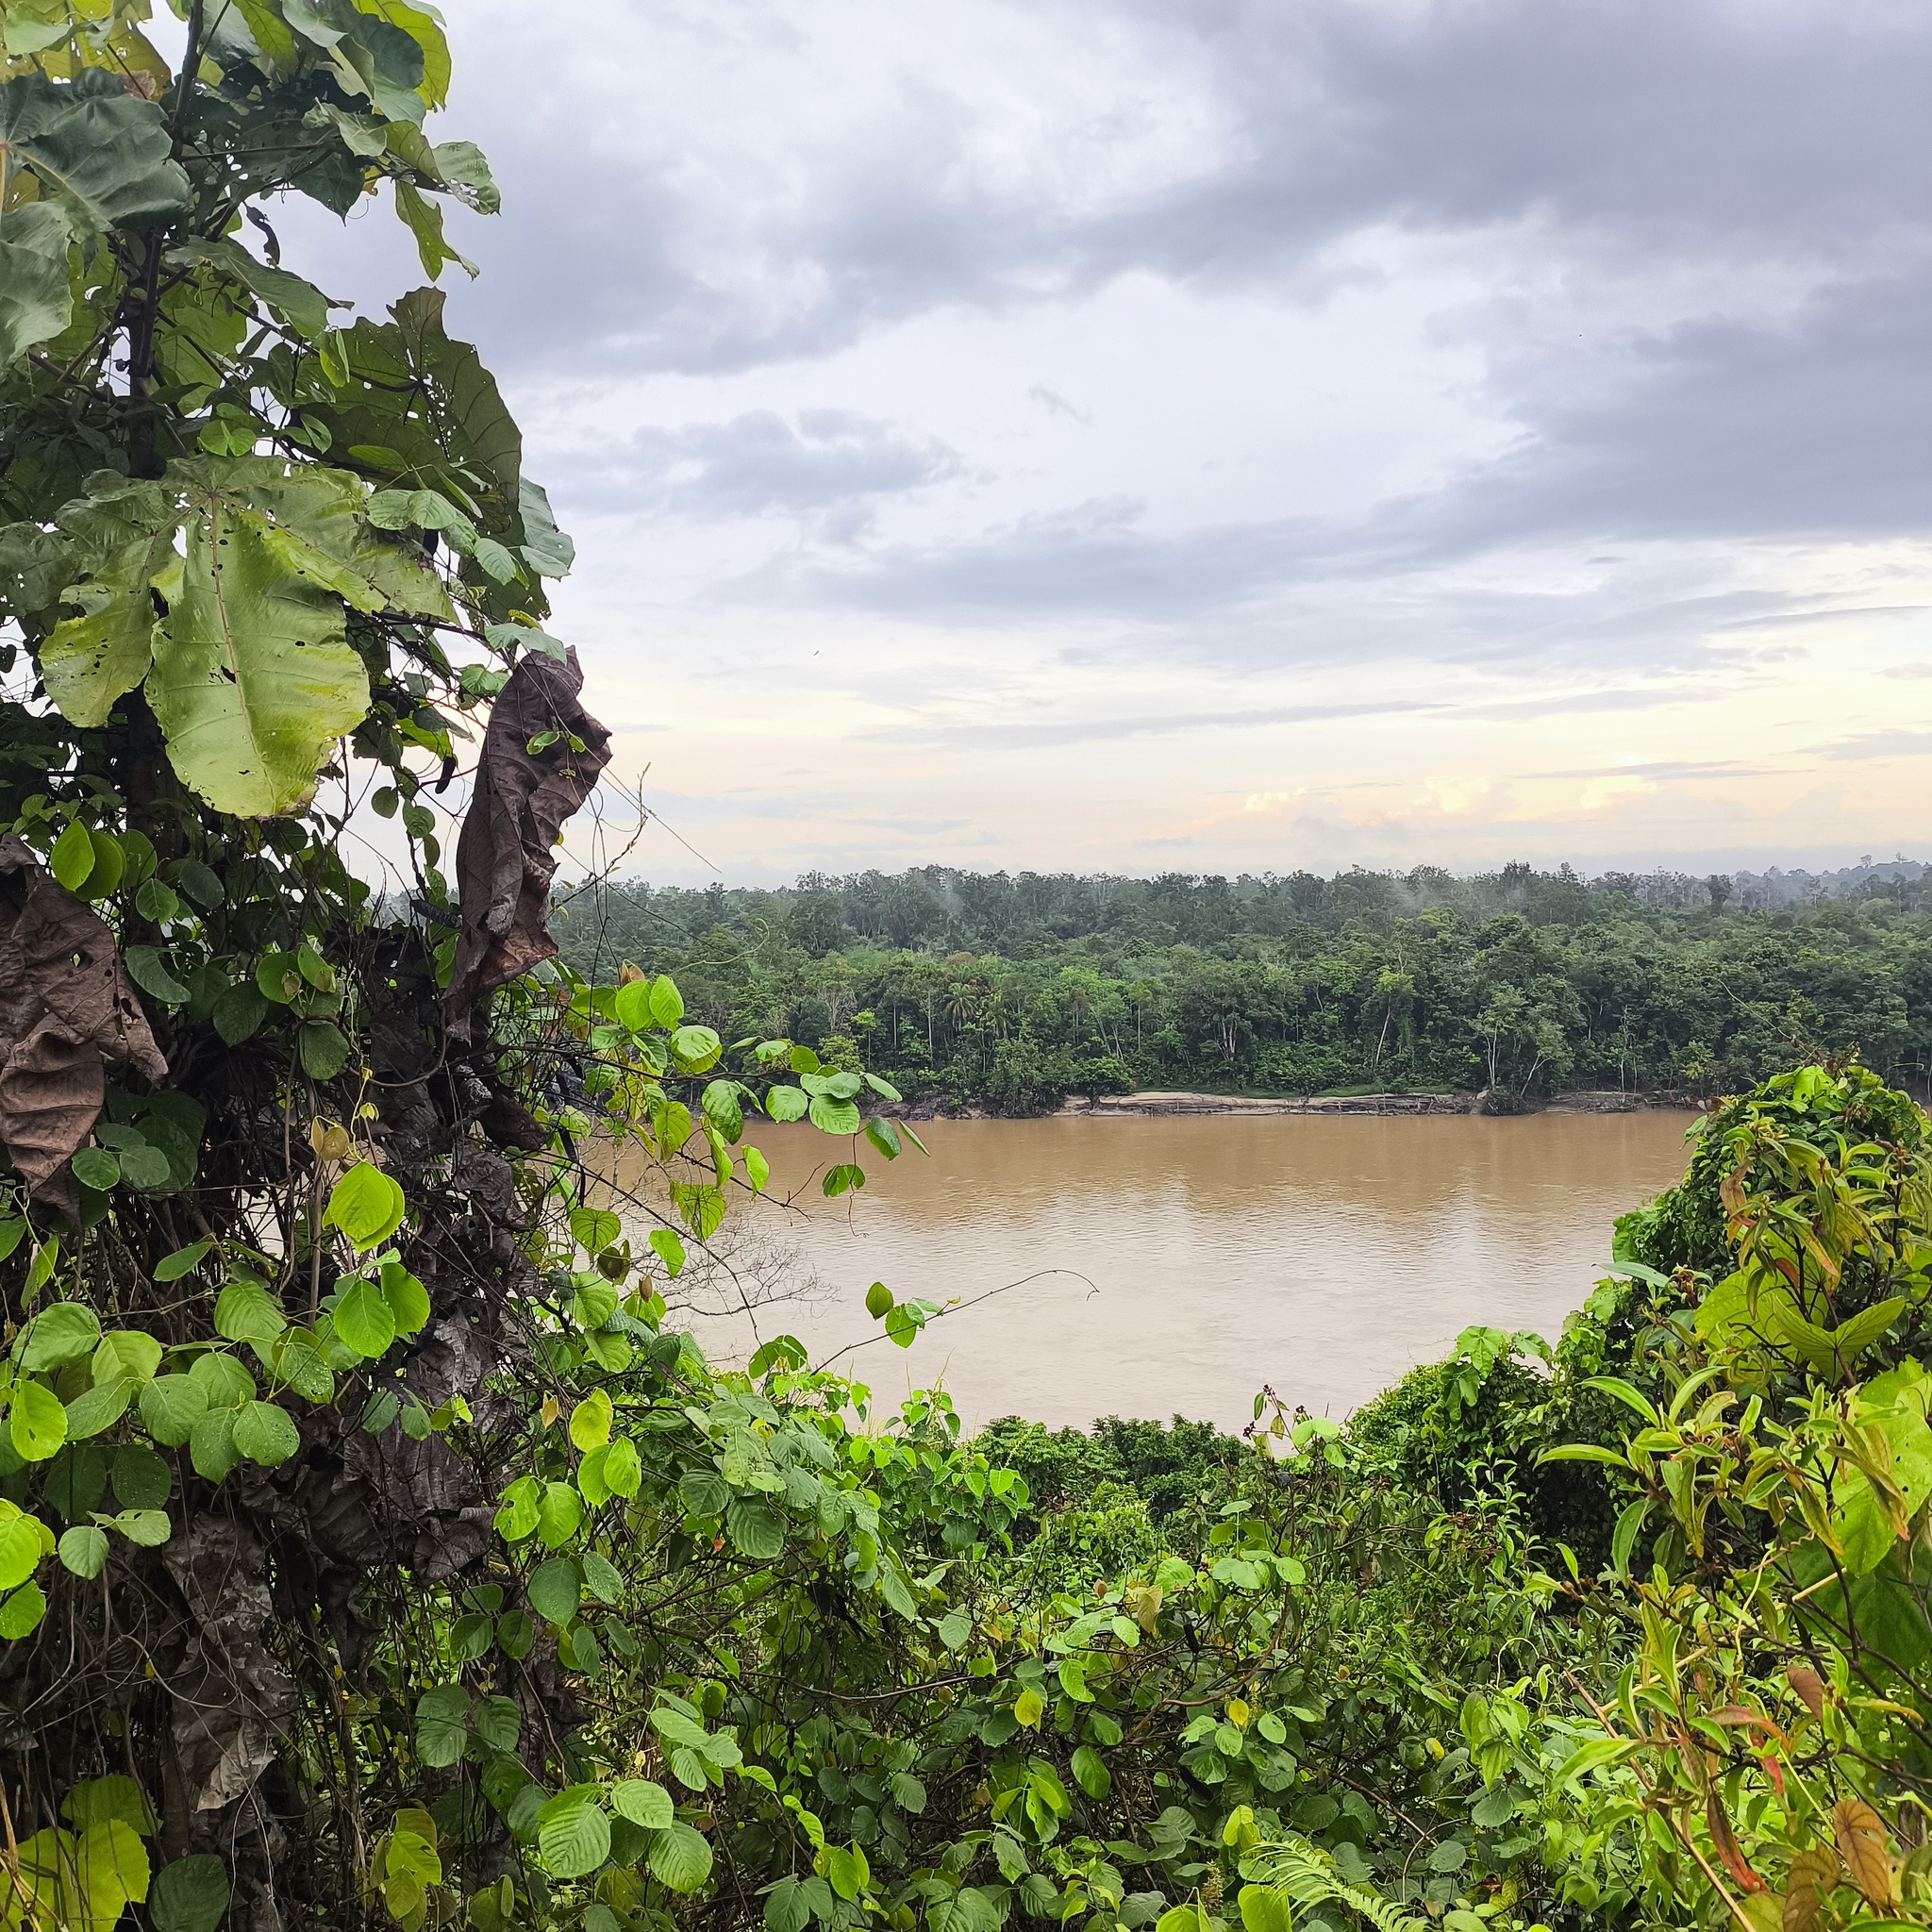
287 0 1932 884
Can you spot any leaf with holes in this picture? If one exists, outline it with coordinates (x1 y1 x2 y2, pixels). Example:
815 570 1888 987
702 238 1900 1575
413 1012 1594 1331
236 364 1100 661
9 1379 66 1461
145 466 372 816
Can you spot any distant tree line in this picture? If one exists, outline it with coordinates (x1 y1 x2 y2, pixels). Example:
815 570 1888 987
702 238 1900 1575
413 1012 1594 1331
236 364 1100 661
552 859 1932 1111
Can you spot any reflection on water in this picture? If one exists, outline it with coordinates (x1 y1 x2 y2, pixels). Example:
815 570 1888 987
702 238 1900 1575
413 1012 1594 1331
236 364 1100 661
616 1111 1697 1432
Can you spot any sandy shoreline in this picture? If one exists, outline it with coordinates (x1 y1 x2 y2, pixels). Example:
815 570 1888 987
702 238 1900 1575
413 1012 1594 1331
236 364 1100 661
876 1088 1698 1121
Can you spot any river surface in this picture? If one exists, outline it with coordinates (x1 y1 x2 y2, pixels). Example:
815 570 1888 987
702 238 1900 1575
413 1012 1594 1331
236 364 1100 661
622 1111 1697 1432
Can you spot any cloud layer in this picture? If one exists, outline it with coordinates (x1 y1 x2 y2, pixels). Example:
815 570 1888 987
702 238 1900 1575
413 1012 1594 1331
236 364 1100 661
280 0 1932 878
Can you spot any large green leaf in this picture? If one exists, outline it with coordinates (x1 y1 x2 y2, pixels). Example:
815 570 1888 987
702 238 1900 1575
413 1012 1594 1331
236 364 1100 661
165 238 334 342
304 291 523 535
145 478 371 816
0 70 190 231
536 1791 609 1879
647 1822 713 1894
0 201 71 365
170 457 449 618
0 518 72 619
39 476 179 727
517 477 574 577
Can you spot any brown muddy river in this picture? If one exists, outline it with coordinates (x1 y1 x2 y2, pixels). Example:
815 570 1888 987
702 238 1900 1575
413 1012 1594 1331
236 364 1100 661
619 1111 1698 1433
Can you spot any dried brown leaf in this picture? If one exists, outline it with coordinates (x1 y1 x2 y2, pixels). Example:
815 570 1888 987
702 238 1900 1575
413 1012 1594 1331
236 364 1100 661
442 647 610 1043
1707 1789 1769 1893
1787 1664 1825 1718
0 835 166 1205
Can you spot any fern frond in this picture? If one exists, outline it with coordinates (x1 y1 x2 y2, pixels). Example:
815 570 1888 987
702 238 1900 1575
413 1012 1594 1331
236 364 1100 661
1243 1833 1432 1932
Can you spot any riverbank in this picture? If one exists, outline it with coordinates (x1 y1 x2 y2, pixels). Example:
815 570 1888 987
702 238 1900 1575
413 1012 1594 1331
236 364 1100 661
873 1087 1698 1121
1066 1088 1696 1117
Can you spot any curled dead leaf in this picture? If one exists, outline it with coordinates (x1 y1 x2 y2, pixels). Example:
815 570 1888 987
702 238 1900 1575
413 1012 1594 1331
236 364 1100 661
1707 1789 1768 1893
0 836 167 1208
1711 1706 1785 1739
442 647 610 1044
1787 1664 1825 1718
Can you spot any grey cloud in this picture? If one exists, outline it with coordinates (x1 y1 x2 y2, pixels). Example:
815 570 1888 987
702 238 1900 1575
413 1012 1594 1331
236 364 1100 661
1094 0 1932 278
872 695 1438 753
1028 386 1092 424
275 0 1932 666
560 409 961 525
766 491 1826 678
288 0 1932 378
1401 257 1932 553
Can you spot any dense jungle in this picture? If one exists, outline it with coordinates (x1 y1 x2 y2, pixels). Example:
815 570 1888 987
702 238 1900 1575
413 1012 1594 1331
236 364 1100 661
555 866 1932 1111
2 9 1932 1932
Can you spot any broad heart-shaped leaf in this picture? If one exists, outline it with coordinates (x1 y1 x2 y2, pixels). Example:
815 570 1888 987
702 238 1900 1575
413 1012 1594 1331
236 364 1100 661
10 1377 68 1460
146 484 371 817
536 1790 609 1880
568 1389 611 1452
57 1525 107 1579
525 1557 579 1626
71 1818 150 1924
150 1855 228 1932
0 1509 42 1591
14 1301 101 1371
331 1275 396 1358
165 238 332 341
232 1400 300 1467
0 201 72 366
138 1374 208 1449
0 70 190 231
518 477 574 578
325 1161 406 1249
725 1499 784 1561
414 1684 470 1768
647 1822 713 1894
610 1780 673 1829
304 289 524 536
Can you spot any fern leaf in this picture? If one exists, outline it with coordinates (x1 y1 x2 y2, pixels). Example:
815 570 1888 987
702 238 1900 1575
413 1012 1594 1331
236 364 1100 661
1242 1834 1431 1932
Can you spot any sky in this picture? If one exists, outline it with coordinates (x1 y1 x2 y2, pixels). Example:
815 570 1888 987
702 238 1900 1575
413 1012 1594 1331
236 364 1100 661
279 0 1932 886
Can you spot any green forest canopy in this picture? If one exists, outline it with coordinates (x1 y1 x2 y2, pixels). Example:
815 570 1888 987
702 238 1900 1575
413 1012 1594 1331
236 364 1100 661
556 859 1932 1109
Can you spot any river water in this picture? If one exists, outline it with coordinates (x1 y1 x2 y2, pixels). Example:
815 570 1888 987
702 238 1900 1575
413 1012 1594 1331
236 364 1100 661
623 1111 1697 1433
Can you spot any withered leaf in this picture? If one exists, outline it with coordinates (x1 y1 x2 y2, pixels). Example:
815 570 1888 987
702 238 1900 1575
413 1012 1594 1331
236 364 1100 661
1707 1789 1769 1894
1831 1797 1892 1910
0 836 166 1207
442 647 610 1044
1787 1664 1825 1718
